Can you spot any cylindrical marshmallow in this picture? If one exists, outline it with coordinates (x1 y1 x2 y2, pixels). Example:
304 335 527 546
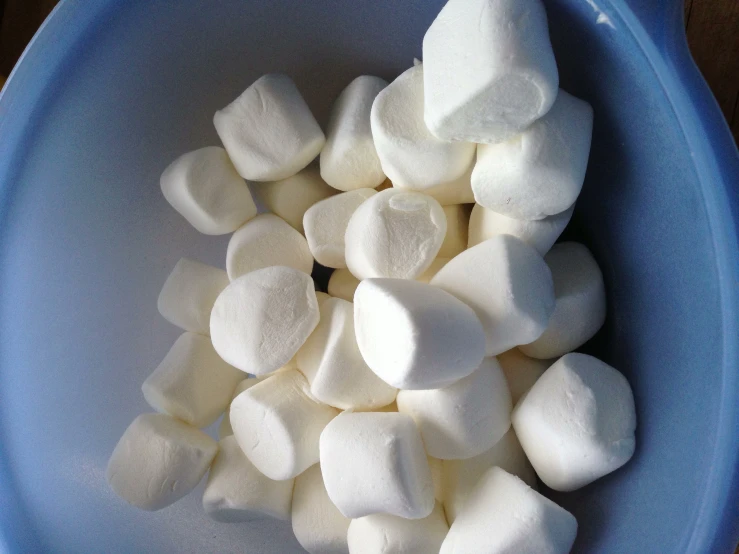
217 377 267 439
327 268 361 302
497 349 552 405
395 164 475 206
438 204 470 258
160 146 257 235
354 278 486 390
320 76 388 191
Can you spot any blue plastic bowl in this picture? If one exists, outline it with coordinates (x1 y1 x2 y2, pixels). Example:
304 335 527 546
0 0 737 552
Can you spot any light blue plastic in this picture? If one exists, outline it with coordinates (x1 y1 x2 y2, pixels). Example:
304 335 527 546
0 0 737 552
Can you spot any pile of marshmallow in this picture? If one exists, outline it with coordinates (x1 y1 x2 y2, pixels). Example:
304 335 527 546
107 0 637 552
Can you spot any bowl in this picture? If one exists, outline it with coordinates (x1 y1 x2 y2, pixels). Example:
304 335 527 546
1 0 738 552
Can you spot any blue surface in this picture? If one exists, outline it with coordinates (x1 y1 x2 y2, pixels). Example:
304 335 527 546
0 0 737 552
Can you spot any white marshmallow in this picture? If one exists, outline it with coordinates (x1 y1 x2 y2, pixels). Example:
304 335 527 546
327 268 361 302
520 242 606 359
497 349 552 405
512 353 636 491
440 467 577 554
428 456 445 502
396 164 475 206
157 258 229 335
320 76 388 191
415 257 449 284
202 436 293 522
292 464 351 554
214 74 325 181
160 146 257 235
319 412 434 519
210 266 319 374
468 203 574 255
472 91 594 220
370 64 475 190
397 358 511 459
354 278 486 390
142 333 244 428
442 429 537 523
430 235 555 356
106 413 217 511
217 377 266 438
230 369 338 480
226 214 314 280
422 0 559 144
297 297 397 410
438 204 469 258
345 189 447 280
315 291 331 305
303 188 377 268
252 166 336 233
347 501 449 554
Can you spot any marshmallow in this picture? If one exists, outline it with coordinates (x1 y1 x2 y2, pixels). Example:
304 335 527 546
315 291 331 305
217 377 266 438
468 203 574 255
497 349 551 404
321 76 388 191
512 353 636 491
428 456 445 503
252 166 336 233
292 464 351 554
422 0 559 144
320 412 434 519
142 333 245 428
438 204 469 258
157 258 229 335
416 257 449 284
106 413 217 511
327 268 361 302
347 501 449 554
520 242 606 359
214 74 325 181
397 164 475 206
160 146 257 235
345 189 447 280
440 467 577 554
210 266 320 374
226 214 314 280
472 91 594 220
370 64 475 190
442 429 537 523
297 297 397 410
354 278 486 389
303 189 377 268
202 436 293 522
397 358 511 459
231 369 338 480
430 235 555 356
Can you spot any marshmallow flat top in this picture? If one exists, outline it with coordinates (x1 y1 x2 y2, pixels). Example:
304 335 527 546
321 76 388 191
472 90 594 220
210 266 319 374
345 188 447 280
431 235 555 356
297 297 397 410
512 353 636 491
354 278 486 390
230 369 338 481
252 166 337 233
226 214 314 280
438 204 470 258
157 258 230 335
213 74 325 182
160 146 257 235
442 428 537 523
319 412 435 519
202 436 293 522
520 242 606 359
497 349 552 405
397 357 512 459
370 64 476 190
106 413 217 511
422 0 559 144
347 501 449 554
292 464 351 554
416 257 449 284
327 268 361 302
468 203 574 255
142 332 245 428
441 467 577 554
303 188 377 268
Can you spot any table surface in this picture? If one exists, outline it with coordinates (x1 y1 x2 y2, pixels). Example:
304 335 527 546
0 1 737 554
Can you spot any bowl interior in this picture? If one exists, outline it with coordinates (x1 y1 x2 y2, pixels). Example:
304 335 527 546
0 0 732 552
